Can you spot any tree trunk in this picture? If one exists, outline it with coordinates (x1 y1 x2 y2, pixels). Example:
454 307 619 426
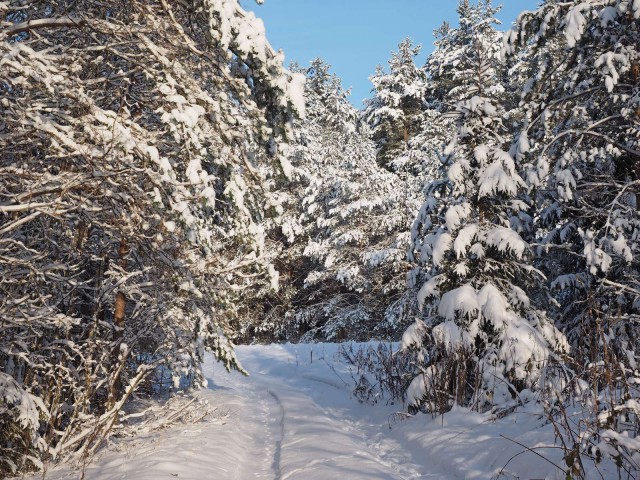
634 157 640 213
109 238 128 408
114 238 128 334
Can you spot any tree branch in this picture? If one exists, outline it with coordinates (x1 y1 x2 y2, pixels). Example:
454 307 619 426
3 17 87 37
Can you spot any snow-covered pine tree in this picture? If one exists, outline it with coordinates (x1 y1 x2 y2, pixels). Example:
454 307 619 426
248 59 417 342
364 38 427 170
403 4 567 413
505 0 640 355
504 0 640 469
397 0 512 256
0 0 302 472
427 0 505 106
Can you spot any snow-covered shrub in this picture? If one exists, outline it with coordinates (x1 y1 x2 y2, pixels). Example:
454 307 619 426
403 337 478 414
0 373 47 474
541 355 640 479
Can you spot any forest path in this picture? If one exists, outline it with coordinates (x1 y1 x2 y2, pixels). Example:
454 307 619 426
29 343 450 480
205 344 443 480
26 343 591 480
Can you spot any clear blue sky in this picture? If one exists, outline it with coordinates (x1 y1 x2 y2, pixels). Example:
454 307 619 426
244 0 541 107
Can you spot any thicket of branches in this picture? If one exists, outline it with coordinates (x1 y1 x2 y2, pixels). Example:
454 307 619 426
0 0 302 474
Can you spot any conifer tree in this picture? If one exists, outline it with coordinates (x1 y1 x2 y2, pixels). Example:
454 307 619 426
364 39 427 169
505 0 640 354
505 0 640 469
404 2 567 412
250 59 416 342
427 0 505 106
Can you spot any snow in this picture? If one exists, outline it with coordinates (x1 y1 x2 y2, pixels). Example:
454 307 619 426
447 161 464 187
0 372 43 433
438 284 480 320
164 220 177 233
509 285 531 309
485 227 528 259
416 275 442 309
453 223 478 258
433 320 470 352
473 144 489 164
431 231 452 267
27 343 600 480
609 233 633 263
582 229 613 274
279 154 294 180
551 273 579 290
598 6 618 26
594 51 629 93
477 283 515 331
564 4 587 48
401 318 428 350
444 202 471 231
287 72 307 117
555 168 576 201
478 154 523 198
453 261 469 277
406 371 429 407
267 264 280 291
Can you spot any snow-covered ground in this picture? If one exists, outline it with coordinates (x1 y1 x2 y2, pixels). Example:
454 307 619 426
31 343 604 480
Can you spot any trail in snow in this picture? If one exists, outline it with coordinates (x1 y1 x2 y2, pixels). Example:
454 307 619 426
266 390 284 480
211 345 436 480
28 342 598 480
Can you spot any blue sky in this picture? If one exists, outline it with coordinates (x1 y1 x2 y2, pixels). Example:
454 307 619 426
244 1 541 107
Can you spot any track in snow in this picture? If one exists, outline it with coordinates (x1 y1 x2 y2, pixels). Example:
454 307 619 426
25 342 601 480
212 344 441 480
267 390 285 480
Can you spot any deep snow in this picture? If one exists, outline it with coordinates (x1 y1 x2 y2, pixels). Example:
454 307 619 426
29 343 609 480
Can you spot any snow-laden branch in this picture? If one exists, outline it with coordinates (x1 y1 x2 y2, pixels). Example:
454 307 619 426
2 16 86 37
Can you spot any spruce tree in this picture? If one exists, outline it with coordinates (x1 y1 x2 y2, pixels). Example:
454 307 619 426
505 0 640 469
404 2 567 412
364 38 427 169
